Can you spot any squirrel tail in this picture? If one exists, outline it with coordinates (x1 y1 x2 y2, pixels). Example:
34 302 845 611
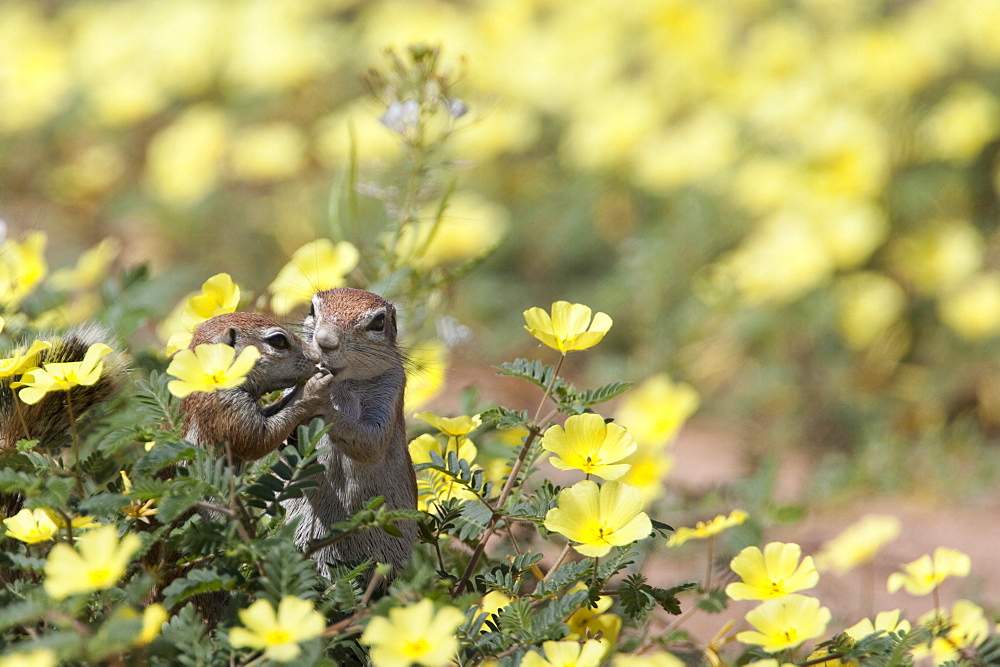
0 324 130 450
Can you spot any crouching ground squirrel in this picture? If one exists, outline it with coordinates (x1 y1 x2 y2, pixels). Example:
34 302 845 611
180 313 333 466
283 288 418 578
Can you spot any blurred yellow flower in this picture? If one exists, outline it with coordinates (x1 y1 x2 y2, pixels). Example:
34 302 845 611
736 594 831 653
521 640 608 667
138 603 169 644
814 200 888 269
541 413 636 480
391 192 509 269
843 609 910 641
229 596 325 663
887 546 970 596
667 510 748 547
45 510 100 533
447 102 541 160
43 524 141 599
145 104 228 206
0 339 51 379
835 273 907 349
889 221 982 296
0 5 70 133
474 590 513 632
920 82 1000 162
725 542 819 601
166 343 261 399
615 374 699 446
0 232 48 311
618 445 673 506
814 514 901 575
47 238 120 292
523 301 613 354
403 339 447 413
361 598 465 667
2 508 59 544
611 652 685 667
268 239 359 315
415 411 482 438
544 480 652 557
0 648 57 667
164 272 241 354
631 108 738 192
230 122 307 181
938 273 1000 340
313 99 400 166
912 600 989 665
13 343 113 405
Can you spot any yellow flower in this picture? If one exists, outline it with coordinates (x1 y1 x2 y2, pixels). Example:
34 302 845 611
0 231 48 311
887 547 971 596
726 542 819 601
521 640 608 667
268 239 360 315
164 273 241 354
523 301 613 354
736 595 831 653
391 191 509 268
920 82 1000 162
3 508 59 544
0 648 57 667
544 480 652 558
814 515 901 575
13 343 112 405
403 339 447 413
667 510 748 547
0 339 51 378
43 524 141 599
912 600 989 664
361 598 465 667
121 471 157 522
138 603 169 644
229 122 307 181
415 411 482 437
229 596 326 663
409 433 479 511
165 343 261 398
47 238 120 292
835 273 908 349
615 374 699 446
144 104 228 206
541 413 636 480
939 272 1000 339
474 590 513 632
45 511 100 532
889 221 982 296
844 609 910 641
618 444 674 506
566 583 621 647
611 652 685 667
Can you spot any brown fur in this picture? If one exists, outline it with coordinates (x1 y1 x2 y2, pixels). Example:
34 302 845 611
283 288 418 577
180 313 331 462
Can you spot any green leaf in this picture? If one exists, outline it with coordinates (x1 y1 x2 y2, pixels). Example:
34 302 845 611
161 568 236 608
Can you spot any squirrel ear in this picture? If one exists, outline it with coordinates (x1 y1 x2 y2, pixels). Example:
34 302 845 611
221 327 238 347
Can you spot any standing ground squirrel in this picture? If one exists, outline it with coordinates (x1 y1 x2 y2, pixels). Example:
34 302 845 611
180 313 332 465
283 288 418 577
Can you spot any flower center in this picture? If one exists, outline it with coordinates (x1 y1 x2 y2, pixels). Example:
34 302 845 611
402 638 430 657
87 567 112 585
265 629 292 645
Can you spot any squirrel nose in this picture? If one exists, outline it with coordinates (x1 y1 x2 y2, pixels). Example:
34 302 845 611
314 328 340 352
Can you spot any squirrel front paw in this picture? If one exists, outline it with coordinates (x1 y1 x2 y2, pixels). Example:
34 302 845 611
302 370 336 409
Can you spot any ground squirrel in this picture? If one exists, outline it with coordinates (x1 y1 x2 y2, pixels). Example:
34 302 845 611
283 288 418 578
180 313 332 466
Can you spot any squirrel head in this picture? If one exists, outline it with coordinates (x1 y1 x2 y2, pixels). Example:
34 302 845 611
303 288 400 381
190 312 315 394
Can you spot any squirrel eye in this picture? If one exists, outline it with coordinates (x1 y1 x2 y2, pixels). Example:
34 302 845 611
264 332 290 350
307 300 316 318
367 312 386 332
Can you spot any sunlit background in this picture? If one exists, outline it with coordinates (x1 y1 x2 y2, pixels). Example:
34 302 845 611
4 0 1000 636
